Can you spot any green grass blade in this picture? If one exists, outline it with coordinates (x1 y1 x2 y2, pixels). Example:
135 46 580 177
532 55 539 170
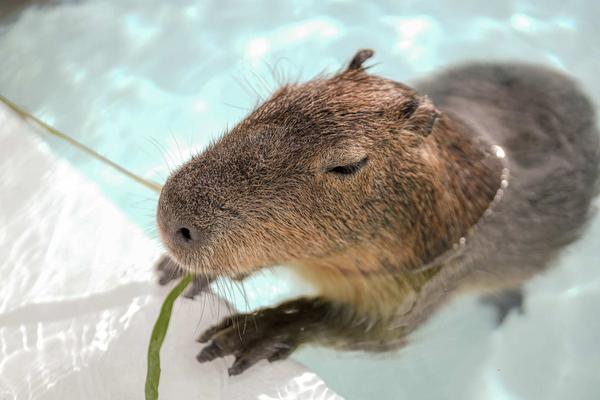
0 94 162 193
145 274 193 400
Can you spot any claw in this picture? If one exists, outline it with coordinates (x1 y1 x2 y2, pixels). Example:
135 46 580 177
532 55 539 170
183 275 213 298
196 318 234 343
228 356 252 376
481 287 524 326
155 255 184 286
196 341 224 363
267 346 293 362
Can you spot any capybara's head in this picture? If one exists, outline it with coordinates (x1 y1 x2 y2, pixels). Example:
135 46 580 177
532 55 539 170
157 49 441 276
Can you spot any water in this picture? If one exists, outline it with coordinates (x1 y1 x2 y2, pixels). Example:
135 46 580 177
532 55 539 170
0 0 599 399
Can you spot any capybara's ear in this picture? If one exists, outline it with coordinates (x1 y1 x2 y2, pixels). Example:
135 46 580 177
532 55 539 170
401 95 441 137
347 49 375 71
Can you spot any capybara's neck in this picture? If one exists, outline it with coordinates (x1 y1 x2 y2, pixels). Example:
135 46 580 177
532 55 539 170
414 113 505 267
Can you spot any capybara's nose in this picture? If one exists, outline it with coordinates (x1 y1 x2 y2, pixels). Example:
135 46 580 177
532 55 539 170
156 196 209 249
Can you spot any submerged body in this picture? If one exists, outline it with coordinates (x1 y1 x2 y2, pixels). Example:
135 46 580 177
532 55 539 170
157 51 599 375
414 64 599 302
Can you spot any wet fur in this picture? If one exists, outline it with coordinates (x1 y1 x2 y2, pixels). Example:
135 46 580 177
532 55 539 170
157 51 599 373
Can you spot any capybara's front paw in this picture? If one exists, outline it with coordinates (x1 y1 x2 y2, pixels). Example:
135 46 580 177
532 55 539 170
196 310 301 375
196 298 329 375
155 254 213 298
481 287 524 326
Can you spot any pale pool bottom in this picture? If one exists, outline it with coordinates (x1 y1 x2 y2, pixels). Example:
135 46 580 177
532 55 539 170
0 106 340 400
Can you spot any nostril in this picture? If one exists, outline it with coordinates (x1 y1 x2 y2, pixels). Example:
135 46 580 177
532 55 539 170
172 225 207 246
176 227 193 242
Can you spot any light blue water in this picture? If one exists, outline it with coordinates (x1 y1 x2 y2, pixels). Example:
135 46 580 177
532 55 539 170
1 1 599 399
